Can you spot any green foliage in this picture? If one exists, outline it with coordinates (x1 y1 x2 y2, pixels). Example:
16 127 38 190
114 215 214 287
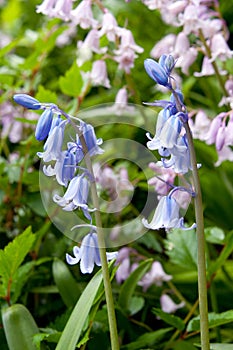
152 308 185 331
164 228 198 271
59 62 84 97
0 227 35 300
118 259 152 314
187 310 233 332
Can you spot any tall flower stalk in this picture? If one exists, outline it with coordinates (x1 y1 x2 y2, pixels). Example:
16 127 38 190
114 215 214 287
13 94 120 350
143 55 210 349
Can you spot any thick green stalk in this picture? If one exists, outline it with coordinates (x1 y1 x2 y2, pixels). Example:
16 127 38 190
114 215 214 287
71 119 119 350
184 122 210 350
173 92 209 349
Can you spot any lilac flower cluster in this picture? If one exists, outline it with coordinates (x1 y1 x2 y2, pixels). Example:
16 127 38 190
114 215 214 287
13 93 117 273
142 0 233 165
142 54 196 231
36 0 143 103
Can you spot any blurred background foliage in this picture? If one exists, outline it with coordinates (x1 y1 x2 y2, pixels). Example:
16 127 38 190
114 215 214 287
1 1 233 349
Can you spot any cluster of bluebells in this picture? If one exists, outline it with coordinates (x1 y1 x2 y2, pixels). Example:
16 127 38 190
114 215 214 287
140 0 233 165
13 93 117 274
142 54 196 231
36 0 143 102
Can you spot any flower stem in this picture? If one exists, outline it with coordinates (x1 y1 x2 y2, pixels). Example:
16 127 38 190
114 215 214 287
184 121 210 350
70 118 119 350
172 91 209 349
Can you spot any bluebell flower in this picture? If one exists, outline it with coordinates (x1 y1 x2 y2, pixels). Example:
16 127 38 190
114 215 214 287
13 94 41 110
53 174 95 219
43 149 76 186
35 108 54 141
77 122 104 157
144 57 172 89
159 54 175 76
147 111 182 151
37 120 67 162
142 193 195 231
66 232 118 274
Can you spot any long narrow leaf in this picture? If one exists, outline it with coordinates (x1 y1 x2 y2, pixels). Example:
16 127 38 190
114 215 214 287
55 268 103 350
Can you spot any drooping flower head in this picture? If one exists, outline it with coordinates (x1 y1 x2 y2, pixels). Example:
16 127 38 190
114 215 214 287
66 232 118 274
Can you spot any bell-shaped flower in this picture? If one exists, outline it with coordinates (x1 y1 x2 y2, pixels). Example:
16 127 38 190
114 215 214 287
66 232 118 274
35 108 54 141
144 57 172 89
53 174 94 219
13 94 41 110
78 122 104 157
90 60 111 88
160 294 185 314
43 149 76 186
142 193 194 231
37 119 67 162
138 261 172 291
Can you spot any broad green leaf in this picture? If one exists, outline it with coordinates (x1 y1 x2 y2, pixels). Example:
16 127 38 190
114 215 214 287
34 329 61 349
55 268 103 350
121 328 173 350
35 85 57 104
173 340 197 350
0 227 35 294
205 227 225 244
208 231 233 279
152 308 185 331
118 259 152 313
187 310 233 332
164 228 197 271
128 296 145 316
59 62 83 97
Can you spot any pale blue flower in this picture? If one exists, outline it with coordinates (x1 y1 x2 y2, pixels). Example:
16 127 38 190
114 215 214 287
43 149 76 186
142 194 195 231
13 94 41 110
66 232 118 274
77 122 104 157
53 174 94 218
35 108 54 141
37 120 67 162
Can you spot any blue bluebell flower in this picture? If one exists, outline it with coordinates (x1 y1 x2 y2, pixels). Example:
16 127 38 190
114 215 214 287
66 232 118 274
53 174 95 219
43 149 77 186
37 120 67 162
144 58 171 88
77 122 104 157
142 193 195 231
13 94 41 110
35 108 54 141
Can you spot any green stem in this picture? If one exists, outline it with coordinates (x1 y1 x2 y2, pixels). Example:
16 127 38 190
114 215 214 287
70 118 119 350
198 29 228 97
184 122 210 350
173 92 209 349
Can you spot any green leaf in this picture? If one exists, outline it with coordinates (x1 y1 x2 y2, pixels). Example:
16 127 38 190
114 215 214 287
208 231 233 279
152 308 185 331
195 344 233 349
59 62 83 97
35 85 57 104
52 258 81 308
121 328 173 350
187 310 233 332
55 268 103 350
164 228 197 271
0 227 36 295
128 296 145 316
118 259 152 313
205 227 225 244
